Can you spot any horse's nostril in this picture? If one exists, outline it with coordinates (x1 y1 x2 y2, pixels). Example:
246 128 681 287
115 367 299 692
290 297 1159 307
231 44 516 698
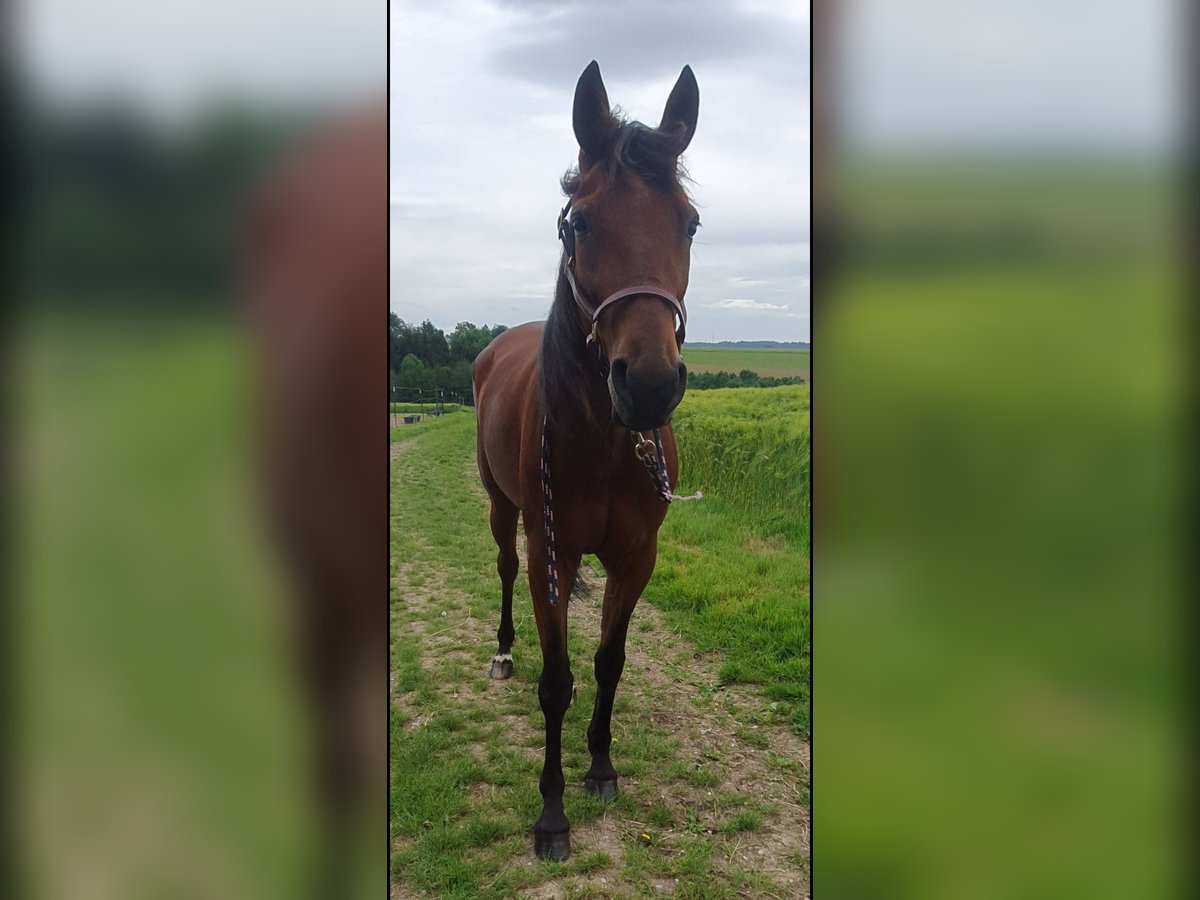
609 357 629 390
677 361 687 385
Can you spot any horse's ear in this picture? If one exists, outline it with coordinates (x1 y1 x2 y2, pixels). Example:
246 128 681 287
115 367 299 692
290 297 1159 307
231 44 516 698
573 60 617 163
659 65 699 155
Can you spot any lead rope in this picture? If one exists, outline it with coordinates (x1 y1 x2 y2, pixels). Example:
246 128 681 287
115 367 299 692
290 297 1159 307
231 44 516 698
633 430 705 504
540 416 562 606
540 416 702 605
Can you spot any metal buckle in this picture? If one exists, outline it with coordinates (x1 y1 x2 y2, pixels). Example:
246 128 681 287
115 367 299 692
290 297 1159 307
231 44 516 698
632 433 657 467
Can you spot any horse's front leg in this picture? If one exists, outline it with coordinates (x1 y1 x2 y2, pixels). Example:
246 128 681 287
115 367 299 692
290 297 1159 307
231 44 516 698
585 541 656 801
528 536 579 861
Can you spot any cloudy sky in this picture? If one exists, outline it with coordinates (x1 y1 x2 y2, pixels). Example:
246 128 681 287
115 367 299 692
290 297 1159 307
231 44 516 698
389 0 812 343
19 0 1176 346
18 0 383 116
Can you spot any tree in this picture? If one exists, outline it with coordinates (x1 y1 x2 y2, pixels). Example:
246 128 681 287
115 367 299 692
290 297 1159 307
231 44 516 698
448 322 492 365
388 317 507 405
415 320 449 367
389 313 411 373
397 353 426 393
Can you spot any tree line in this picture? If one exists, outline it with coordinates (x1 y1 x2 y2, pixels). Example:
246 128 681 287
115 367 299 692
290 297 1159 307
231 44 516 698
389 315 507 403
688 370 807 390
388 315 806 404
24 98 297 309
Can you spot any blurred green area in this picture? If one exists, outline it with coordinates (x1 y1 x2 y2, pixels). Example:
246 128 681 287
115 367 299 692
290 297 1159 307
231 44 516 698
816 159 1186 898
9 95 350 898
18 98 299 311
14 313 314 898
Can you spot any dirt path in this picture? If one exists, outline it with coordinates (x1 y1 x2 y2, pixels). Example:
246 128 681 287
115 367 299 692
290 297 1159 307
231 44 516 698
391 437 810 899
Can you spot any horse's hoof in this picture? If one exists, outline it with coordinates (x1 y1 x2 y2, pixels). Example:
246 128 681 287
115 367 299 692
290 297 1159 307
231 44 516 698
489 655 513 680
584 776 618 802
534 828 570 861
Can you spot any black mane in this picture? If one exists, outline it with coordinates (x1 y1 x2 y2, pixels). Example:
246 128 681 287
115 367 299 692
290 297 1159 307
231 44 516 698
559 120 692 196
539 121 691 427
539 265 609 430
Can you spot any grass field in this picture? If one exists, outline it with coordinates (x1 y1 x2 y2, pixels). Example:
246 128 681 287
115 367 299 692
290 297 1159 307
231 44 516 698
390 401 465 414
390 385 810 897
654 386 810 727
20 317 314 898
681 347 809 378
817 162 1180 897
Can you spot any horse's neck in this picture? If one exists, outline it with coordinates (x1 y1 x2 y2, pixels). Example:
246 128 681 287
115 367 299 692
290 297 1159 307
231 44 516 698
542 272 618 445
543 347 613 435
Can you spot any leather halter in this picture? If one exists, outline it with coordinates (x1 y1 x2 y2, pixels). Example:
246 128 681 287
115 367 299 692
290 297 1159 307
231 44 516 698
557 199 688 362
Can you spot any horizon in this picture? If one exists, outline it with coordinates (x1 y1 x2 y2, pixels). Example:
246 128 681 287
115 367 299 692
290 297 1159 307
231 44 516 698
390 311 810 347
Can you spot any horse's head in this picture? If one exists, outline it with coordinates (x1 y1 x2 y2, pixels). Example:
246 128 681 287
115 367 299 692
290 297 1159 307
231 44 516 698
561 61 700 432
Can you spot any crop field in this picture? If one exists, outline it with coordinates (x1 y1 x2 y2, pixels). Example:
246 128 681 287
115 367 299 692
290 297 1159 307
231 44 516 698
680 347 809 379
390 385 810 898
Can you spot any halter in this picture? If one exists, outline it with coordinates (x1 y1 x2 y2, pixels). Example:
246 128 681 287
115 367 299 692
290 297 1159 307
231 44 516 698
557 199 687 367
540 200 701 606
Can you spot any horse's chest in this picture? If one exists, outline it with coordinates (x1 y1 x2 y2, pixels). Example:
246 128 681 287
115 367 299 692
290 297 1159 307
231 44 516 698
547 474 665 555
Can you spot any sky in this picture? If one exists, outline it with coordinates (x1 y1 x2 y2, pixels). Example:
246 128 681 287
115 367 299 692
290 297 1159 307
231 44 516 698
17 0 384 117
17 0 1178 345
838 0 1177 154
389 0 812 343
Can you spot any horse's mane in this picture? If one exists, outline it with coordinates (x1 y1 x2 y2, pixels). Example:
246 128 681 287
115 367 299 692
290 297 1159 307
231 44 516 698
561 117 693 196
539 120 691 427
540 265 609 430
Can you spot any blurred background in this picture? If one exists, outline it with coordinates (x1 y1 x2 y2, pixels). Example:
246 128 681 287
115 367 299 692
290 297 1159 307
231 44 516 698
815 0 1191 898
6 1 384 898
4 0 1195 898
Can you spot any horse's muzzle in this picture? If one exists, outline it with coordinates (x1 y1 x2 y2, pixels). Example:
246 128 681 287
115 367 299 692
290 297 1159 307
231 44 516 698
609 357 687 431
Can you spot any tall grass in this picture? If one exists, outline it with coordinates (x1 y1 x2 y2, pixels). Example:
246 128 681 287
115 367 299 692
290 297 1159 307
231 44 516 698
649 384 811 735
671 385 810 544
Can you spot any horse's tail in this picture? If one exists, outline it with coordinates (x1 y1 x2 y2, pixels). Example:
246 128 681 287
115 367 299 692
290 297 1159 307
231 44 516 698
566 566 596 603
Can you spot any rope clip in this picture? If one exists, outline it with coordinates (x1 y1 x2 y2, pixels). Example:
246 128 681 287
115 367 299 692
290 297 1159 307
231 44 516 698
633 433 657 467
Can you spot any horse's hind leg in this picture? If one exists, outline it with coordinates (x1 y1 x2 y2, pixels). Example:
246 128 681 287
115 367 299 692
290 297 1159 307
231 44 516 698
488 495 520 679
585 546 656 801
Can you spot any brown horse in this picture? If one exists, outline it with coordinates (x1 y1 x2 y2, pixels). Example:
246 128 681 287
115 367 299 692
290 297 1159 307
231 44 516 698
472 61 700 861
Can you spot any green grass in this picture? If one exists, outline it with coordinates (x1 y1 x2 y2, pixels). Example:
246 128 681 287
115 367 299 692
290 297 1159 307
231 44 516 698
390 401 464 414
651 385 811 735
21 315 313 898
390 396 809 896
681 347 809 377
817 161 1179 898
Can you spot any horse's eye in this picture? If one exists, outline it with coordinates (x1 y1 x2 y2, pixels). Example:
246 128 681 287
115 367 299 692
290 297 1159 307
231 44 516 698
571 216 588 236
687 216 701 238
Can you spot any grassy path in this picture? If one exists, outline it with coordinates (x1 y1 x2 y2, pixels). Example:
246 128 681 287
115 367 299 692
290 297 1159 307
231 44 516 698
390 415 810 899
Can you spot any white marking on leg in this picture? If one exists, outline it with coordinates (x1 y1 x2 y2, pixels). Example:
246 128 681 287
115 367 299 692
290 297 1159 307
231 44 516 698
492 653 513 663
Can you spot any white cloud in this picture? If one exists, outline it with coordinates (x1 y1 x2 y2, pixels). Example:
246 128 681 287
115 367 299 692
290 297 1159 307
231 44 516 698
390 0 811 343
703 299 789 311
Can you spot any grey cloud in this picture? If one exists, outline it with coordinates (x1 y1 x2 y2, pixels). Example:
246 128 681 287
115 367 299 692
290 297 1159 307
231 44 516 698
487 1 805 91
391 0 811 342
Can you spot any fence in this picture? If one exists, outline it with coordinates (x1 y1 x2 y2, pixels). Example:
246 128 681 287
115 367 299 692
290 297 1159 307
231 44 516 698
389 387 471 427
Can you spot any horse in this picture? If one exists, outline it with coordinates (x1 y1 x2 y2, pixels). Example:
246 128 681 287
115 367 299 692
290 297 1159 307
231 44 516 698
471 60 701 861
243 101 386 898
